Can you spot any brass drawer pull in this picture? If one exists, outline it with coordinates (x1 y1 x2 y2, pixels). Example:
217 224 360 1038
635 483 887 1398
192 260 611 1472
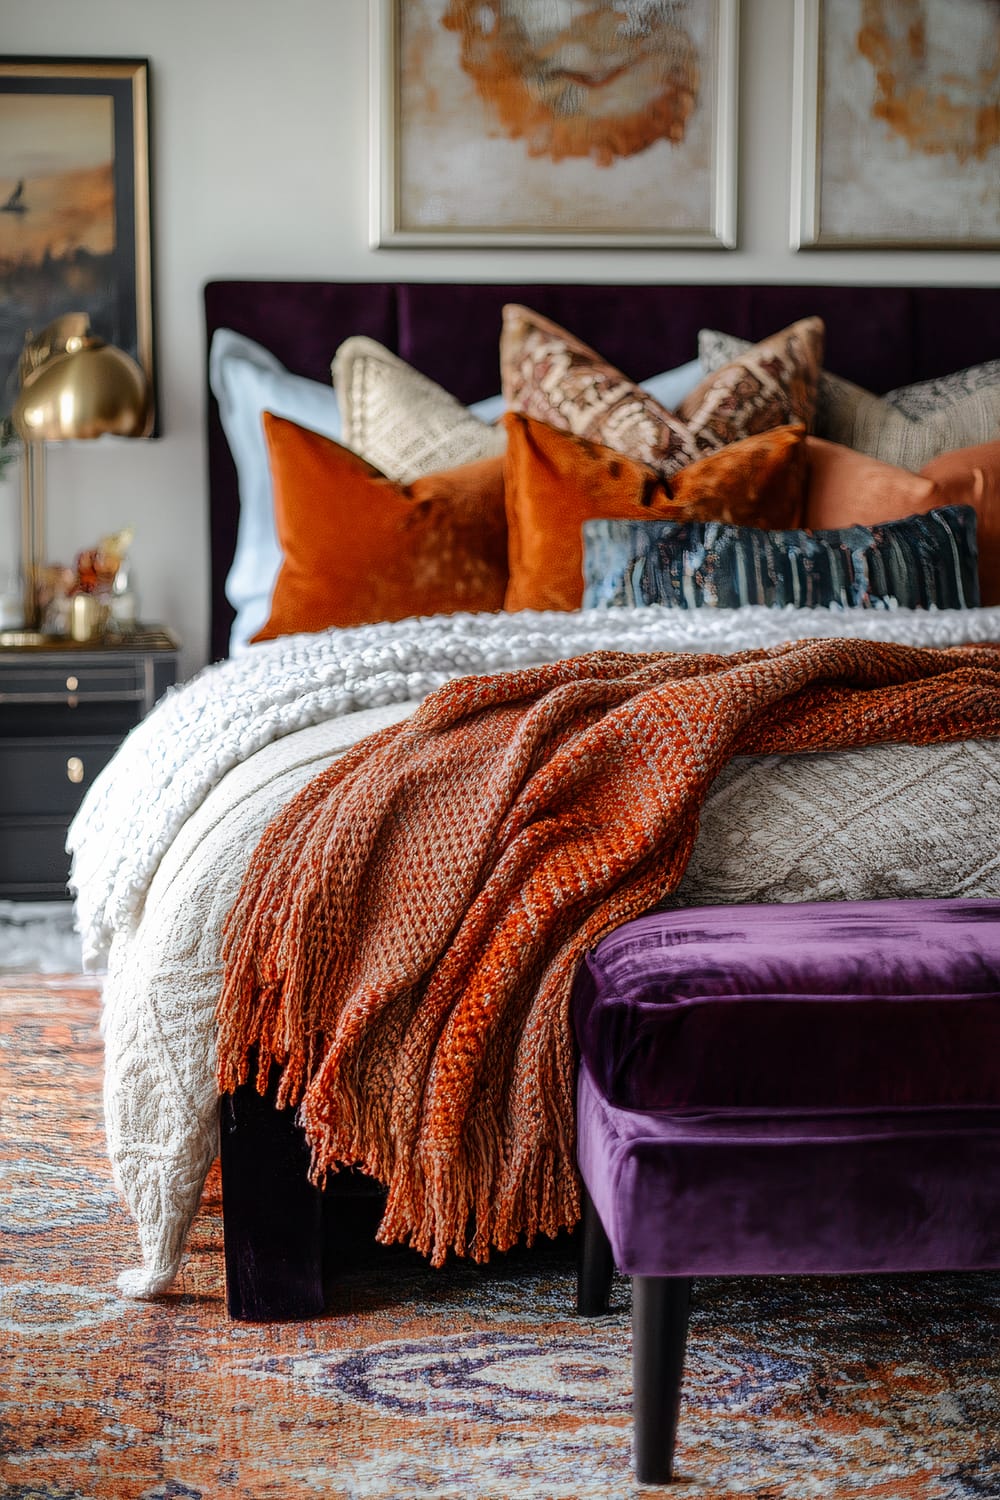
66 756 85 784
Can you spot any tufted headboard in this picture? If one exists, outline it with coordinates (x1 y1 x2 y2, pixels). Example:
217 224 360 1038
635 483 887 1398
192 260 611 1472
204 280 1000 661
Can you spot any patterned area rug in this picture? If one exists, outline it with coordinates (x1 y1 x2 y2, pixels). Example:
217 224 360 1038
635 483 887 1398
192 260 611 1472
2 977 999 1500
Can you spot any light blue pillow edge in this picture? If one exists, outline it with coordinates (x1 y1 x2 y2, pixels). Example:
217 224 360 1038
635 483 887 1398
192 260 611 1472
638 358 703 410
209 328 342 654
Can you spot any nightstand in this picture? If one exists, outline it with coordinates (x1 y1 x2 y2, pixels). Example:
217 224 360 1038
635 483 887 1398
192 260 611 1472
0 627 179 900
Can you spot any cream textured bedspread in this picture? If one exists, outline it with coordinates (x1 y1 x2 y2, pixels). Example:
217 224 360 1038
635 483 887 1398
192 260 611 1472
71 606 1000 1296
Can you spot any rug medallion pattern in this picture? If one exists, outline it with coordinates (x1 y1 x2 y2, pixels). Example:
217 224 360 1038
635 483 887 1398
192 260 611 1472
1 977 998 1498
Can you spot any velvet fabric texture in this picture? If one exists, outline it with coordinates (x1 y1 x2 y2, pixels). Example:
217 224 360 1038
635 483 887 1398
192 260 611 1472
253 414 507 641
209 329 345 652
577 1063 1000 1278
574 897 1000 1278
205 281 1000 659
500 305 824 480
581 506 980 612
922 442 1000 606
804 436 1000 607
804 437 942 528
573 898 1000 1112
503 414 807 613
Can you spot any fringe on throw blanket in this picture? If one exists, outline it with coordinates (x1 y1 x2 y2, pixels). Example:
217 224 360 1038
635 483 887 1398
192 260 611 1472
217 638 1000 1266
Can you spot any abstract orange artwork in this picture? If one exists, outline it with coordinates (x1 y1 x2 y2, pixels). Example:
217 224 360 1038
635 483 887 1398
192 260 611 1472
371 0 738 247
793 0 1000 247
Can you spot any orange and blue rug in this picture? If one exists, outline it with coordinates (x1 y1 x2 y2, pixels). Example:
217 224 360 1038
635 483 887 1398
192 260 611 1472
2 974 999 1498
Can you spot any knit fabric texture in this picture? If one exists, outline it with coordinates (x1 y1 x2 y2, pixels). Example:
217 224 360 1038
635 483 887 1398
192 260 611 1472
106 724 1000 1300
217 638 1000 1268
71 603 1000 970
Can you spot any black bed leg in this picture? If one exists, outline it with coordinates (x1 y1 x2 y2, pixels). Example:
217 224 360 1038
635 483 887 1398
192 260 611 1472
632 1275 692 1485
220 1079 324 1321
577 1182 616 1314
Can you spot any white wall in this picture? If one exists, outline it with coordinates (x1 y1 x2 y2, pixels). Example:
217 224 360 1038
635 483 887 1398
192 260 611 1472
4 0 998 678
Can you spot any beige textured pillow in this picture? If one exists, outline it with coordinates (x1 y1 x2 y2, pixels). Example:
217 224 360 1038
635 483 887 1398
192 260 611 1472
332 336 506 482
699 328 1000 469
500 305 824 481
824 382 1000 468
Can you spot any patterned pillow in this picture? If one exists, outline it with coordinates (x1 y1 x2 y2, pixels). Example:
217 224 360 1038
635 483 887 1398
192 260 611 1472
885 360 1000 420
332 336 506 482
699 329 1000 469
500 305 824 481
581 507 980 612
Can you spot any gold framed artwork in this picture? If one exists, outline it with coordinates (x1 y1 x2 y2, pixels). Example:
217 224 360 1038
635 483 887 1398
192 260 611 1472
792 0 1000 249
0 57 156 428
370 0 739 249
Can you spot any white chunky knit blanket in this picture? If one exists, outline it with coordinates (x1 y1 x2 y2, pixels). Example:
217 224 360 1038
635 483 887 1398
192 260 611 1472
67 605 1000 1297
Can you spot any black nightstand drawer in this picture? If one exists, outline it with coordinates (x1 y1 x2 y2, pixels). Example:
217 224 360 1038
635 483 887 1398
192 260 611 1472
0 699 140 738
0 738 121 818
0 659 144 699
0 820 73 897
0 628 178 900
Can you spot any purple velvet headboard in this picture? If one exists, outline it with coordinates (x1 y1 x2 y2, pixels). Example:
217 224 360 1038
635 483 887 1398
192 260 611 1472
204 280 1000 662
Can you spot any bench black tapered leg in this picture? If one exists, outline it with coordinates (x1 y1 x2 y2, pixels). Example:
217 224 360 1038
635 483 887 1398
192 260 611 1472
632 1275 692 1485
220 1076 324 1321
577 1181 615 1315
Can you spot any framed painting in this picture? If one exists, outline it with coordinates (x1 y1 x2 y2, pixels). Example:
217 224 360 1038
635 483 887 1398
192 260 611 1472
0 57 155 427
792 0 1000 248
370 0 738 249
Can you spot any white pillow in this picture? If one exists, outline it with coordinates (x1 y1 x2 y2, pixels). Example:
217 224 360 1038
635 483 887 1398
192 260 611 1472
209 329 342 653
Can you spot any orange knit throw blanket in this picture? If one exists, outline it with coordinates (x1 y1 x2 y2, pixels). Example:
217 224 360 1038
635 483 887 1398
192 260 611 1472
218 638 1000 1265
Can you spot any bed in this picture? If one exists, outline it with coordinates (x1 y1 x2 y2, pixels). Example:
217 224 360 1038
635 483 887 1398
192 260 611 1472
67 279 1000 1302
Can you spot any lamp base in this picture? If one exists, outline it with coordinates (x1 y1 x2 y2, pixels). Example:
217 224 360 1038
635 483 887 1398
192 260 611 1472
21 439 45 633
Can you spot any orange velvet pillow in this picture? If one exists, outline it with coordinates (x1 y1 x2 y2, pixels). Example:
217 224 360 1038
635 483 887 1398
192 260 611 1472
502 413 808 613
803 436 1000 606
804 437 940 529
922 440 1000 606
253 412 508 641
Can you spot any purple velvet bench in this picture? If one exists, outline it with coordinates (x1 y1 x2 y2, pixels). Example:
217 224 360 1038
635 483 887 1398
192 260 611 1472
572 898 1000 1485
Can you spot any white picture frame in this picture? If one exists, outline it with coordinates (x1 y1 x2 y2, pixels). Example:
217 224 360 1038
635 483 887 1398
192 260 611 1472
370 0 739 249
792 0 1000 249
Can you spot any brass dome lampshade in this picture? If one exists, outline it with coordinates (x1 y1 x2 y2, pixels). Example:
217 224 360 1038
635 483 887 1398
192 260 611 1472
10 313 150 635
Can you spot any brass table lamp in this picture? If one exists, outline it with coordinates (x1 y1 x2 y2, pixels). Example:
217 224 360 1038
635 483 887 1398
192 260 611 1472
10 313 150 635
